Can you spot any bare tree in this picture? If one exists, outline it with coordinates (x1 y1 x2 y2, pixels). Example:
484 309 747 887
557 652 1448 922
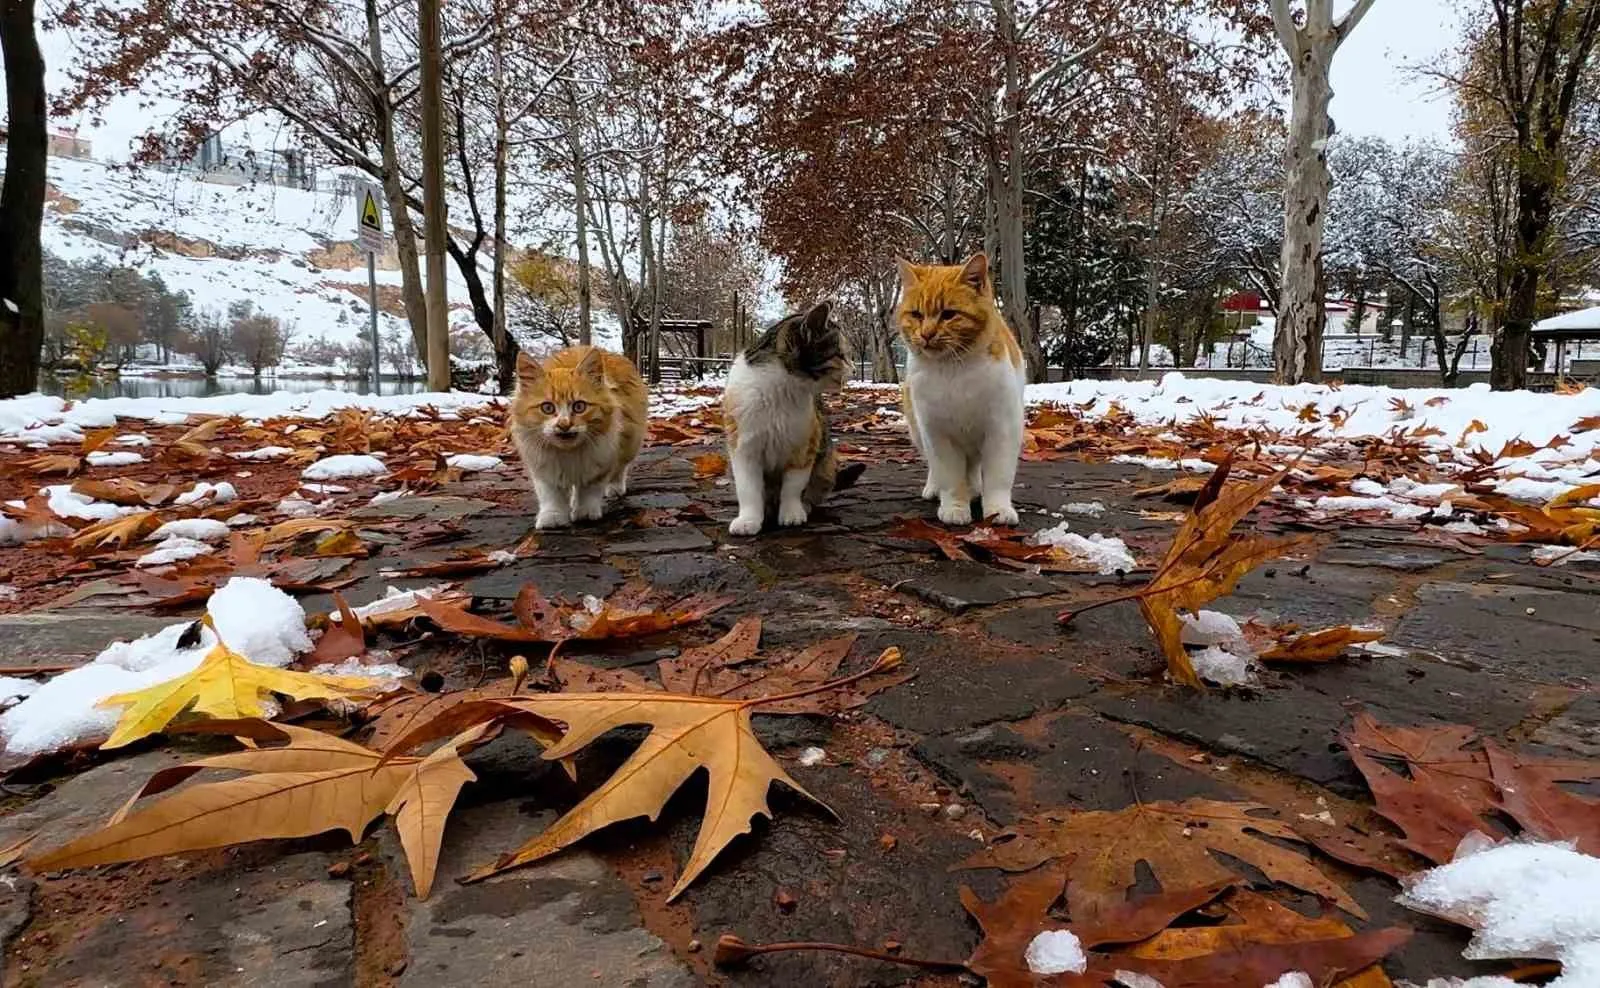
0 0 46 397
229 309 295 377
183 309 231 377
1267 0 1378 384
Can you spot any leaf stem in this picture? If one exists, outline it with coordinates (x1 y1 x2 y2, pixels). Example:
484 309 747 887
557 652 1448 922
741 649 901 711
713 935 966 974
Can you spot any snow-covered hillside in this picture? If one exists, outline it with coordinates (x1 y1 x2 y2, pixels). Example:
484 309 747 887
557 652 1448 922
40 155 621 357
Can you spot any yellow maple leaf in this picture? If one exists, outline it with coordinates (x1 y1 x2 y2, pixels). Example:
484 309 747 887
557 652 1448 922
98 626 384 748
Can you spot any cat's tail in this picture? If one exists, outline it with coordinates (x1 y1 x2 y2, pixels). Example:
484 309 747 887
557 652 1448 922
833 461 866 492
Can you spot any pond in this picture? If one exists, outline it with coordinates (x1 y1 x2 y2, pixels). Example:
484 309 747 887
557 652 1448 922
35 374 431 400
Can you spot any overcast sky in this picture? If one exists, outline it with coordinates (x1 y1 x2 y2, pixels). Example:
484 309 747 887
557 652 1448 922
41 0 1465 161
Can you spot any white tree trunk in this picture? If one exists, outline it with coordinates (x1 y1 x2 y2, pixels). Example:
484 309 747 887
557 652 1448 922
1271 0 1378 384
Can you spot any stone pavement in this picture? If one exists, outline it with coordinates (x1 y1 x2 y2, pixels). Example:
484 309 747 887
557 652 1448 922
2 401 1597 987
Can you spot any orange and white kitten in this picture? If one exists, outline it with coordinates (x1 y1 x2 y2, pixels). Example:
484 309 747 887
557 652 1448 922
509 346 647 529
897 253 1025 526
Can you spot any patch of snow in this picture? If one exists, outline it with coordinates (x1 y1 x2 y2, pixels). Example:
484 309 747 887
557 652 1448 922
41 484 133 522
300 483 350 494
0 677 39 706
1180 610 1246 647
797 746 827 767
148 518 231 542
1495 477 1580 504
230 445 293 461
1024 930 1086 975
1030 524 1138 574
486 549 517 565
226 513 261 527
1112 973 1167 988
1313 495 1431 521
1264 975 1314 988
1399 840 1600 987
1350 478 1386 497
135 536 215 567
1062 501 1107 518
330 584 454 623
1190 645 1258 687
445 454 503 472
368 489 410 506
276 496 326 517
85 450 144 467
1110 454 1215 472
174 481 236 507
207 577 314 667
1532 545 1600 566
302 454 388 480
309 658 411 681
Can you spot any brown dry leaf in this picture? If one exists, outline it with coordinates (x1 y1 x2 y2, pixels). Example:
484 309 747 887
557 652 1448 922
99 622 387 748
29 724 479 899
178 417 232 444
380 552 508 578
692 452 727 478
77 427 117 455
257 518 355 546
70 511 161 553
960 866 1232 988
1114 890 1405 988
0 834 34 868
961 798 1364 922
1135 457 1312 687
1340 713 1503 865
20 451 85 476
311 529 367 558
382 688 839 900
304 593 367 666
1483 741 1600 855
1573 414 1600 433
70 478 177 507
421 583 731 646
889 517 975 562
1260 626 1386 664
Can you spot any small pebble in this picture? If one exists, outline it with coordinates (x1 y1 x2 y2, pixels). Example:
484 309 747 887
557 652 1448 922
641 870 663 884
943 804 966 821
797 746 827 767
864 747 891 767
919 802 942 816
1525 607 1537 615
687 939 701 953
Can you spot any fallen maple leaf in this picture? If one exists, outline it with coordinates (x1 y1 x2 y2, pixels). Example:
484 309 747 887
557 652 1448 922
1260 626 1386 663
304 593 367 666
70 511 161 553
380 652 900 900
419 583 732 646
692 452 727 478
1064 456 1311 687
70 478 177 507
1482 741 1600 855
29 723 481 898
20 451 85 476
962 798 1364 922
99 619 387 748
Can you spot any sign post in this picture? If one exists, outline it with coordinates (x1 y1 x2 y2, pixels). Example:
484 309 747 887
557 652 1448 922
354 181 385 393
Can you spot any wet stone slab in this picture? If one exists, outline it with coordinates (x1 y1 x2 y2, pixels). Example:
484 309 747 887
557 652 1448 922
602 525 714 554
914 712 1240 826
1212 563 1399 629
0 611 180 670
636 552 758 595
382 801 694 988
1391 582 1600 687
864 630 1096 736
351 495 498 521
866 560 1056 614
1087 654 1558 795
465 561 623 601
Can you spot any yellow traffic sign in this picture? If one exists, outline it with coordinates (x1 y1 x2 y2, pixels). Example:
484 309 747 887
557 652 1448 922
360 190 382 231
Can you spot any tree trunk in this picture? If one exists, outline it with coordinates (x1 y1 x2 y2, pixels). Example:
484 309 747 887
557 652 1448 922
418 0 450 391
491 19 513 395
565 89 593 347
1274 31 1335 384
0 0 47 398
990 0 1043 382
1492 174 1556 391
366 0 428 366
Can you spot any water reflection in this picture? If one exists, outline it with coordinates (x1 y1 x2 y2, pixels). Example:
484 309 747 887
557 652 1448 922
35 374 430 400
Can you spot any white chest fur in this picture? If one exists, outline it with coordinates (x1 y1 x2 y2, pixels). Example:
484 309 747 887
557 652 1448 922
724 356 814 472
905 350 1025 454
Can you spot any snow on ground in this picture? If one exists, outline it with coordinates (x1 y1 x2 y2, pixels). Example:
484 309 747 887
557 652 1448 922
0 389 504 444
1029 523 1138 574
444 454 503 472
302 454 388 480
1028 373 1600 503
1399 840 1600 988
0 577 338 757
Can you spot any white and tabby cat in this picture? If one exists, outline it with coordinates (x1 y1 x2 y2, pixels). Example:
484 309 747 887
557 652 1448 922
898 253 1026 526
723 303 854 536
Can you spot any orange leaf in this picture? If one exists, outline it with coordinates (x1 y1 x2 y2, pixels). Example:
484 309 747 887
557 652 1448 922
692 452 727 478
1260 626 1385 664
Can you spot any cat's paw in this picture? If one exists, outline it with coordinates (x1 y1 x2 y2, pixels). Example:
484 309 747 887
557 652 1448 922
603 482 626 498
728 515 764 537
573 498 605 522
937 500 973 526
777 501 809 527
920 479 939 501
535 509 572 530
984 503 1020 526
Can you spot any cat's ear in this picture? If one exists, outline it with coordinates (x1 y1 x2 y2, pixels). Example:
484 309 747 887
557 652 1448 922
516 352 544 383
958 253 990 295
575 347 605 383
895 258 919 291
800 302 832 339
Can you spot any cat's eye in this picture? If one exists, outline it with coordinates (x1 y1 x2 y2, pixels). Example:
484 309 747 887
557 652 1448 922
939 309 957 320
571 400 588 413
908 310 923 320
539 401 557 415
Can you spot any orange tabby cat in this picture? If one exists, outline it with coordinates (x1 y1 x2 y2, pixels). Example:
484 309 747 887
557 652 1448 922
897 253 1025 526
508 346 647 529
